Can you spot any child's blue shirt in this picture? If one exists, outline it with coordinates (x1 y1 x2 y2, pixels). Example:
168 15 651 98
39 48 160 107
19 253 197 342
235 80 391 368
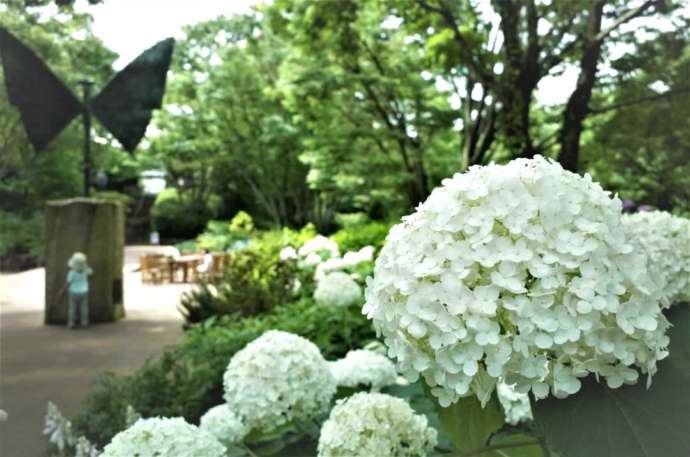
67 267 92 294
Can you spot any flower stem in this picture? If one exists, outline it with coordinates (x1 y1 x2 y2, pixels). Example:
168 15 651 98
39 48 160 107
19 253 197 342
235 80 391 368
451 439 541 457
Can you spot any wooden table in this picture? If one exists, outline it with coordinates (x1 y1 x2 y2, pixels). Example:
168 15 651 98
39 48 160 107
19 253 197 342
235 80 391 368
167 255 202 283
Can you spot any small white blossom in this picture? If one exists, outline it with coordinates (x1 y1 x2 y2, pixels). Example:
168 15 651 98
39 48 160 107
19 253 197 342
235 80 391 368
101 417 225 457
314 272 362 307
74 436 100 457
497 382 532 425
280 246 298 261
44 402 74 452
329 350 398 391
622 211 690 304
298 235 340 258
223 331 337 434
364 156 670 406
199 404 249 448
317 392 437 457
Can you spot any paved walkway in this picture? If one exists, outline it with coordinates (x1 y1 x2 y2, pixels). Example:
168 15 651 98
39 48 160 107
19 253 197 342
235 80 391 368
0 246 194 457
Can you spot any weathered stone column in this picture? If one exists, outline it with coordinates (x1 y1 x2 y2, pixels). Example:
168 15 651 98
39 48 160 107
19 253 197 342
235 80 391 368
44 198 125 324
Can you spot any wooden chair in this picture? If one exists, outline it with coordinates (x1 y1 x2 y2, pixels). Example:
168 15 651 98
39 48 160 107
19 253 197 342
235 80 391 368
211 254 228 280
140 254 165 284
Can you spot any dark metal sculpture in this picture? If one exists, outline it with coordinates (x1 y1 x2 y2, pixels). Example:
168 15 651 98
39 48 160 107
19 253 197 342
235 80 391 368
0 27 174 195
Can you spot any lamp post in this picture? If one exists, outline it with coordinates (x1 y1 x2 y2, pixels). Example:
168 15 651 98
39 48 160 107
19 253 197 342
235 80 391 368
78 79 94 197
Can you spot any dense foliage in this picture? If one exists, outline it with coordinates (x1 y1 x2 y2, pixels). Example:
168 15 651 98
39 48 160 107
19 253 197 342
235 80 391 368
71 298 376 448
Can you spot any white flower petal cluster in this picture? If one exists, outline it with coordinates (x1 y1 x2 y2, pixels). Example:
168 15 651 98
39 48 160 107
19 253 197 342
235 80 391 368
329 349 398 391
364 156 670 406
280 246 298 261
315 246 375 280
44 402 74 452
74 436 100 457
298 235 340 259
101 417 225 457
223 330 337 434
199 404 249 448
497 382 532 425
622 211 690 304
314 272 362 307
318 392 437 457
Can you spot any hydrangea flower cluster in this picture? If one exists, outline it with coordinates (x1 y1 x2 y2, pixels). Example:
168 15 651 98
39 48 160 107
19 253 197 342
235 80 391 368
364 156 670 406
622 211 690 304
298 235 340 265
317 392 437 457
497 382 532 425
199 404 249 448
329 349 398 391
314 272 362 307
223 330 337 434
101 417 225 457
315 246 374 281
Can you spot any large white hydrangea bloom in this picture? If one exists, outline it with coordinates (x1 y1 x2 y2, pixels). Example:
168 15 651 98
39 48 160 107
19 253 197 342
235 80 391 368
199 404 249 448
318 392 437 457
314 271 362 307
622 210 690 304
101 417 225 457
364 156 670 406
223 330 337 434
329 349 398 391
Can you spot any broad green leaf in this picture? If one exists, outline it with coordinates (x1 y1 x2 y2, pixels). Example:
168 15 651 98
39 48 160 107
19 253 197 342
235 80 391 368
533 304 690 457
435 388 505 452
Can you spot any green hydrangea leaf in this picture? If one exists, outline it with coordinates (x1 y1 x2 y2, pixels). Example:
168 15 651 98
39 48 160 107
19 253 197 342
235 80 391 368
436 390 504 452
533 304 690 457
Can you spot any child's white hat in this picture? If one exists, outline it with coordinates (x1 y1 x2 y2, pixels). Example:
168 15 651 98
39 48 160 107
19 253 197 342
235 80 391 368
68 252 88 270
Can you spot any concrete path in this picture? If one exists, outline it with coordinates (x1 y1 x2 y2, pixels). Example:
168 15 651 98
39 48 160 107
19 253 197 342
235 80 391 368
0 246 194 457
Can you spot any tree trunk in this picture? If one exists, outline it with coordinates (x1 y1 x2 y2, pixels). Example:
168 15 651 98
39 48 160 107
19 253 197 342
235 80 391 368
558 0 605 172
45 198 125 325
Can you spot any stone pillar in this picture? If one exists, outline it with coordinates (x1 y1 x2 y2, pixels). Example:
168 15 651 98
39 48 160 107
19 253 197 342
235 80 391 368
44 198 125 324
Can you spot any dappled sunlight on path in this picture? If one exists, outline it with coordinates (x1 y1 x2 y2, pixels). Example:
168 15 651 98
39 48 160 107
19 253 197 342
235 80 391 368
0 246 193 457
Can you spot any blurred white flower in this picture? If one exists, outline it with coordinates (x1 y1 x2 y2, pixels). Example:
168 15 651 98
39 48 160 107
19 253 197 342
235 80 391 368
318 392 437 457
74 436 100 457
101 417 225 457
298 235 340 258
199 404 249 448
223 331 337 434
497 382 532 425
622 211 690 304
279 246 298 261
329 349 398 391
44 402 74 452
314 272 361 307
364 156 669 406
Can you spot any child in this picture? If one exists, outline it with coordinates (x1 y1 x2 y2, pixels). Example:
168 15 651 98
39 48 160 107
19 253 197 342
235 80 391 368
62 252 93 329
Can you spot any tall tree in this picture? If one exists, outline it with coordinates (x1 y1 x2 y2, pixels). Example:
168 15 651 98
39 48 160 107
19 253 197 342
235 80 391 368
405 0 681 171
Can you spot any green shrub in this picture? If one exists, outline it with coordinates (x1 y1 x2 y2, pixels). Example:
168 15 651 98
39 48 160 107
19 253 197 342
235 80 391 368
71 298 376 448
151 188 219 239
0 210 44 257
179 247 299 325
332 220 393 253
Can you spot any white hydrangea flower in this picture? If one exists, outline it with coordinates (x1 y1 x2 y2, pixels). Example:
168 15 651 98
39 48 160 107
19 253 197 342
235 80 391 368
223 330 337 434
280 246 298 261
363 156 670 406
199 404 249 448
101 417 225 457
497 382 532 425
329 349 398 391
317 392 437 457
299 235 340 258
314 272 362 307
315 246 376 280
622 211 690 304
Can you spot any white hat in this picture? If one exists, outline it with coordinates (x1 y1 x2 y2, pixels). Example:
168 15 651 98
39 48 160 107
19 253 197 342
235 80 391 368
68 252 88 270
